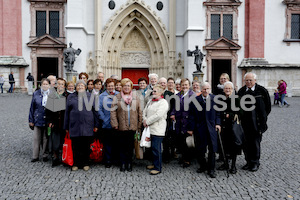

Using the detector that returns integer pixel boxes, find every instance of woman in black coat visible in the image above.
[64,80,99,171]
[218,81,243,174]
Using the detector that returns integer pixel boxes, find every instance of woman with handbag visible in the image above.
[143,85,169,175]
[110,78,143,172]
[64,80,99,171]
[218,81,244,174]
[29,78,51,162]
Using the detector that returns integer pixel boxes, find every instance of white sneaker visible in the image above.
[72,166,78,171]
[83,166,90,171]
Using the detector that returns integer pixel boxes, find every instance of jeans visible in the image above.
[0,83,3,93]
[151,135,164,172]
[8,83,14,93]
[280,93,288,106]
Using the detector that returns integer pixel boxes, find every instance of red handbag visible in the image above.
[62,131,73,166]
[90,139,104,162]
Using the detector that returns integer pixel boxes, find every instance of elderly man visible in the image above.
[188,82,221,178]
[238,72,271,172]
[147,73,158,90]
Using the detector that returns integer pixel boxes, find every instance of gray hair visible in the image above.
[148,73,158,79]
[75,79,87,88]
[200,82,210,90]
[244,72,257,80]
[159,77,167,83]
[223,81,234,89]
[175,78,181,85]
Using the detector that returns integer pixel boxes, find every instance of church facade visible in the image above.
[1,0,300,95]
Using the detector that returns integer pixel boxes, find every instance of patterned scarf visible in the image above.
[41,89,50,106]
[121,91,133,105]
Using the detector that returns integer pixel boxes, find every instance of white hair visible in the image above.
[244,72,257,80]
[200,82,210,90]
[148,73,158,79]
[175,78,181,84]
[159,77,167,83]
[223,81,234,89]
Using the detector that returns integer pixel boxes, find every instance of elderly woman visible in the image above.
[99,78,119,168]
[170,78,195,168]
[87,79,94,93]
[136,77,149,109]
[175,78,181,92]
[111,78,143,172]
[66,81,75,95]
[46,78,67,167]
[147,73,158,90]
[192,80,201,96]
[79,72,89,83]
[93,79,102,96]
[29,78,51,162]
[218,81,243,174]
[115,80,122,92]
[215,73,230,95]
[143,85,169,175]
[64,80,99,171]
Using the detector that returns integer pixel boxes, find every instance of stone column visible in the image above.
[169,0,177,78]
[95,0,102,73]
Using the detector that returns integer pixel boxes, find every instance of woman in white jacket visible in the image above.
[143,85,169,175]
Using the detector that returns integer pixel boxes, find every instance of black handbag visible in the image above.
[232,114,245,146]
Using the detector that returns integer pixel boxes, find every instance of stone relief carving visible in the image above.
[120,52,151,65]
[122,30,149,51]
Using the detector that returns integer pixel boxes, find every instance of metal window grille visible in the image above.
[36,11,46,37]
[291,14,300,39]
[49,11,59,38]
[211,14,220,40]
[223,14,233,40]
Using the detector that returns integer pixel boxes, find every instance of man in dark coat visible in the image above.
[238,72,271,172]
[8,71,15,93]
[188,82,221,178]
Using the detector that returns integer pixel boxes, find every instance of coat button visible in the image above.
[44,116,46,118]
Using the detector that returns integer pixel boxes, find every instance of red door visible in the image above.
[122,68,149,89]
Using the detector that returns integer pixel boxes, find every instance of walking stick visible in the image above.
[217,129,229,178]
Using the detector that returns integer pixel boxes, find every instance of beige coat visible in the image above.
[110,92,142,131]
[143,99,169,136]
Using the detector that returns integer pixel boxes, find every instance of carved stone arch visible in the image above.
[99,1,170,78]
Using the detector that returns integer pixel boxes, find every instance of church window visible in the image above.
[36,10,60,38]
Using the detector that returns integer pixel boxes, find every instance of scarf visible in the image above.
[121,91,133,105]
[140,88,147,97]
[67,90,74,94]
[41,89,49,106]
[152,95,164,101]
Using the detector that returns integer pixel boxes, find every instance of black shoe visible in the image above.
[52,158,60,167]
[242,164,250,170]
[126,163,132,172]
[183,162,191,168]
[217,164,228,171]
[216,158,224,163]
[208,171,216,178]
[196,167,207,173]
[249,164,259,172]
[105,162,112,168]
[43,157,49,162]
[120,164,126,172]
[229,167,237,174]
[31,158,39,163]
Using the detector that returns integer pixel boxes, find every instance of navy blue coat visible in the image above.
[170,90,195,135]
[29,89,47,127]
[64,92,99,137]
[188,94,221,152]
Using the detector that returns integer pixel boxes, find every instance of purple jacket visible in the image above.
[170,90,195,134]
[278,82,287,95]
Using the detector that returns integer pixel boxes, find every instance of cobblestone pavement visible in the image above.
[0,93,300,200]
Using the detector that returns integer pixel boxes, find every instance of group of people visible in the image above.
[274,80,290,107]
[0,72,15,93]
[28,71,271,178]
